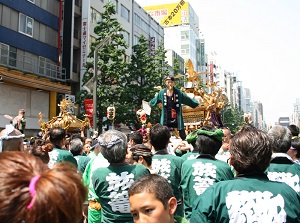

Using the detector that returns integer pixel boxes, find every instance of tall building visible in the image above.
[256,101,263,121]
[0,0,69,135]
[133,2,164,49]
[142,1,203,72]
[224,70,234,104]
[244,88,252,115]
[231,77,241,111]
[252,101,267,130]
[165,49,185,76]
[78,0,164,90]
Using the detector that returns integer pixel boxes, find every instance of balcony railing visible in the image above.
[0,50,66,81]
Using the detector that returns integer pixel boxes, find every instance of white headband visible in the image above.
[0,124,25,152]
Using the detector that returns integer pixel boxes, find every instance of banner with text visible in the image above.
[84,99,93,128]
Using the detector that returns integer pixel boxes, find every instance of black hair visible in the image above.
[129,132,143,144]
[149,124,171,151]
[291,137,300,158]
[288,124,299,137]
[132,154,152,167]
[49,127,66,146]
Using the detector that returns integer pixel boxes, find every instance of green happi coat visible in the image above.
[190,173,300,223]
[48,147,77,168]
[92,164,149,223]
[149,87,199,130]
[74,155,90,174]
[181,151,199,161]
[82,154,110,223]
[181,155,234,219]
[266,154,300,195]
[152,151,185,216]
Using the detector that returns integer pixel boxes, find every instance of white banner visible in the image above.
[142,100,151,116]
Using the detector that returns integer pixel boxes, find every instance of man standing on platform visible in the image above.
[149,76,199,140]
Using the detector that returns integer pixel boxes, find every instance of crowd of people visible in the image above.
[0,119,300,223]
[0,77,299,222]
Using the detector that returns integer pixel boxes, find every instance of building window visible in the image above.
[39,56,46,76]
[19,13,34,37]
[39,56,53,77]
[134,14,141,27]
[181,44,189,54]
[134,14,149,32]
[121,4,129,22]
[0,43,9,66]
[9,46,17,67]
[141,19,149,32]
[121,31,130,45]
[133,35,139,46]
[91,8,102,24]
[0,43,17,67]
[181,31,189,40]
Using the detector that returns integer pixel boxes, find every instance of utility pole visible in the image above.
[92,32,117,131]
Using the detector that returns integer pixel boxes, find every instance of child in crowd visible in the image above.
[128,174,188,223]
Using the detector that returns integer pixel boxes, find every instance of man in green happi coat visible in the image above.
[191,125,300,223]
[181,126,233,219]
[150,123,184,217]
[149,76,199,139]
[48,127,77,168]
[267,125,300,195]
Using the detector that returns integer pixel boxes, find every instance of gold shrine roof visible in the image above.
[38,98,89,133]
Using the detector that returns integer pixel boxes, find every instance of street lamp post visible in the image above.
[92,32,117,131]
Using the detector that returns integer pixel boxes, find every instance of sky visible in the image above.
[135,0,300,125]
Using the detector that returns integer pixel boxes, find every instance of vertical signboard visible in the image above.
[80,0,90,88]
[150,37,155,57]
[81,19,88,69]
[84,99,93,127]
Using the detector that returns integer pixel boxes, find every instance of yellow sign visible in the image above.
[144,0,189,27]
